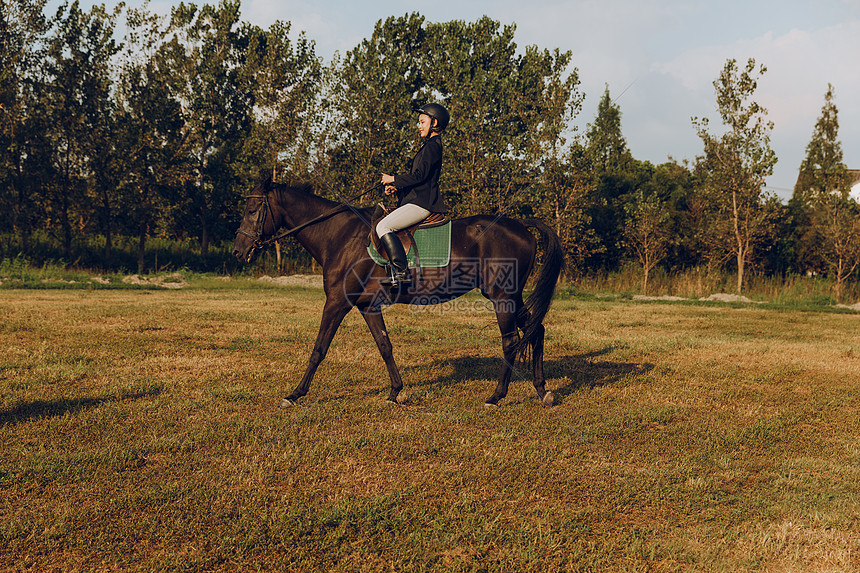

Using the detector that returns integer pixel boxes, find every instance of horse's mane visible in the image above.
[259,176,376,218]
[260,175,315,197]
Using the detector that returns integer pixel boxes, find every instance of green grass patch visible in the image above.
[2,288,860,570]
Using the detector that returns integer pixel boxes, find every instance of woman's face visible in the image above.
[417,113,434,138]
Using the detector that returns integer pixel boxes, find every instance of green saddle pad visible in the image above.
[367,222,451,268]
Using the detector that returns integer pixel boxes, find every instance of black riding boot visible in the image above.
[379,232,412,287]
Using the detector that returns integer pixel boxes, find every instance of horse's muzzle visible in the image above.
[233,247,257,264]
[232,235,259,264]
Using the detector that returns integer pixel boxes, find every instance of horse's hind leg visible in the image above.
[517,305,553,407]
[359,307,403,404]
[529,322,553,407]
[485,301,519,407]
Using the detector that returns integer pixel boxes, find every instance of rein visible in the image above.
[241,182,383,248]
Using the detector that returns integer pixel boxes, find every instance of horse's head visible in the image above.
[232,181,278,263]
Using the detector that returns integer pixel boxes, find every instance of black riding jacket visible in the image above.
[392,134,448,213]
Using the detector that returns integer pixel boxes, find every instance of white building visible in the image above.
[851,170,860,203]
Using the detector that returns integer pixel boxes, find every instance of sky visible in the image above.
[69,0,860,200]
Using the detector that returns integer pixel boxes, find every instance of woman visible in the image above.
[378,102,450,287]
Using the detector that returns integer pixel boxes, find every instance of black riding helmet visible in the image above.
[416,102,450,133]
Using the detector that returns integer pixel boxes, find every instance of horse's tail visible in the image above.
[514,219,564,360]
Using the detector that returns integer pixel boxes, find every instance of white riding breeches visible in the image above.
[375,203,432,237]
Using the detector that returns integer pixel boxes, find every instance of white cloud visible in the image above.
[654,19,860,194]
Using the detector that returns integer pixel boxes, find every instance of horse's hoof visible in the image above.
[484,402,499,410]
[542,392,555,408]
[280,398,295,408]
[385,399,399,406]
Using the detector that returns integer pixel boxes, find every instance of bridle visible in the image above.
[236,193,272,251]
[236,182,384,251]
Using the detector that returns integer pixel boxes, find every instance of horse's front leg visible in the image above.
[359,306,403,404]
[281,297,351,407]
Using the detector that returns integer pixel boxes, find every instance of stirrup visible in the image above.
[380,266,412,287]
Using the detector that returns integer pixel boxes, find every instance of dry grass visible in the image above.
[2,286,860,571]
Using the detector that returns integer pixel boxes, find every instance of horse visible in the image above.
[232,178,564,408]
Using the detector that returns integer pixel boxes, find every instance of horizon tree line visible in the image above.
[2,0,859,297]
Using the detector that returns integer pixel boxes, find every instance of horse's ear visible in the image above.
[262,172,274,189]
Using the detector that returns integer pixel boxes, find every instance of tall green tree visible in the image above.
[790,85,859,298]
[637,159,699,269]
[425,17,519,216]
[425,17,580,217]
[170,0,256,256]
[790,84,852,275]
[587,86,632,174]
[584,86,639,269]
[328,13,426,202]
[115,2,186,273]
[815,194,860,301]
[622,186,671,293]
[79,4,124,265]
[693,58,778,292]
[794,84,848,203]
[534,141,600,275]
[0,0,49,254]
[40,0,122,261]
[243,20,320,181]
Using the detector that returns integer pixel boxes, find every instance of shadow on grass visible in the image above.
[546,347,655,404]
[0,388,162,426]
[415,347,653,405]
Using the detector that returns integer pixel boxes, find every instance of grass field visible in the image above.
[2,281,860,571]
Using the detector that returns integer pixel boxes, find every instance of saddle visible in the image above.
[368,204,449,264]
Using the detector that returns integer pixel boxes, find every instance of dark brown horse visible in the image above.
[232,178,563,408]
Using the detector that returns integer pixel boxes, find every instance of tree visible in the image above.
[815,194,860,301]
[584,87,638,270]
[794,84,849,203]
[327,13,426,202]
[534,141,601,275]
[169,1,258,257]
[0,0,49,255]
[324,14,582,220]
[40,0,122,261]
[622,186,671,294]
[115,2,187,273]
[693,58,778,293]
[424,17,581,217]
[587,86,632,174]
[649,160,698,269]
[790,84,853,275]
[76,4,124,265]
[791,85,860,299]
[243,20,320,181]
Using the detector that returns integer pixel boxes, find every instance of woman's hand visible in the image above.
[381,173,396,195]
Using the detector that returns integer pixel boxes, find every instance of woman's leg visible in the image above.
[375,203,432,237]
[375,204,431,287]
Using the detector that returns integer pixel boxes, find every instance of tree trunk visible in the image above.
[59,185,73,262]
[138,223,147,275]
[200,213,210,258]
[732,188,744,293]
[104,227,113,264]
[736,250,745,293]
[101,190,112,263]
[835,255,845,302]
[15,178,31,256]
